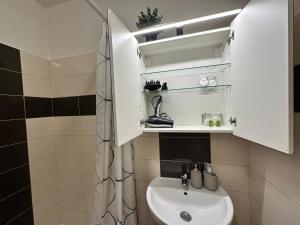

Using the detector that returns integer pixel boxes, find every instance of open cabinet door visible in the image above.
[231,0,293,153]
[108,10,142,147]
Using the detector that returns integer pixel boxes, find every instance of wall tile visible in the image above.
[0,142,28,173]
[58,172,84,193]
[80,116,96,135]
[25,97,52,118]
[82,155,95,175]
[20,52,49,77]
[0,187,32,224]
[57,154,83,174]
[27,136,55,162]
[0,120,27,146]
[0,43,21,72]
[133,136,160,160]
[54,135,82,155]
[0,69,23,95]
[294,65,300,112]
[82,135,96,155]
[0,164,31,200]
[59,190,86,211]
[211,135,249,166]
[136,181,149,203]
[22,74,51,98]
[7,208,34,225]
[31,173,57,204]
[53,116,81,135]
[61,208,86,225]
[51,74,96,97]
[79,95,96,116]
[227,191,250,221]
[26,117,53,140]
[29,155,56,183]
[134,159,160,182]
[137,201,156,225]
[213,164,249,192]
[0,95,25,120]
[50,52,96,77]
[53,96,79,116]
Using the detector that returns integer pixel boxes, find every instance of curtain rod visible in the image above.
[86,0,107,22]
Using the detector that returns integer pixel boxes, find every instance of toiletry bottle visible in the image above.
[204,162,218,191]
[191,163,203,189]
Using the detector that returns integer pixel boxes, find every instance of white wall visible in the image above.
[0,0,49,58]
[47,0,103,59]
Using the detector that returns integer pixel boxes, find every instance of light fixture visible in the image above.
[138,27,231,47]
[132,9,241,36]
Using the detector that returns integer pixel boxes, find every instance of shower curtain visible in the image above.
[92,22,137,225]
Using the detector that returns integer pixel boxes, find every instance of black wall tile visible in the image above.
[0,120,27,147]
[0,44,21,72]
[7,208,34,225]
[25,97,52,118]
[295,65,300,112]
[0,143,28,173]
[6,208,34,225]
[53,96,79,116]
[0,187,32,224]
[0,69,23,95]
[160,160,194,179]
[0,95,25,120]
[159,133,211,162]
[79,95,96,115]
[0,165,31,200]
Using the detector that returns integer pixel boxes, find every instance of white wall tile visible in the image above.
[134,159,160,182]
[50,52,96,77]
[21,51,49,77]
[30,155,56,183]
[28,136,55,162]
[26,117,53,140]
[22,74,51,97]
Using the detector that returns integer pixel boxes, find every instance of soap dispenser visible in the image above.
[203,162,218,191]
[191,163,203,189]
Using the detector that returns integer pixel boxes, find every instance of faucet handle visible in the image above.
[181,173,187,179]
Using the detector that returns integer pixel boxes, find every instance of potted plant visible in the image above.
[136,7,163,42]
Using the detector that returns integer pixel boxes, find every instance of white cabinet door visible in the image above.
[231,0,293,153]
[108,10,142,147]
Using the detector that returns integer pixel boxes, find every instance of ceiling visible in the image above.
[36,0,71,8]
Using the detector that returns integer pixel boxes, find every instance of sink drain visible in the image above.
[180,211,192,222]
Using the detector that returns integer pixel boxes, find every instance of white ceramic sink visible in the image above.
[146,177,234,225]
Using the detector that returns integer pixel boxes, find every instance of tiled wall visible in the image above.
[133,133,250,225]
[50,53,97,225]
[0,44,34,225]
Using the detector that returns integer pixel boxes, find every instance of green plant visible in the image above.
[136,7,163,29]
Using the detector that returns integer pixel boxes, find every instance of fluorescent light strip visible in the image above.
[132,9,241,36]
[138,27,231,47]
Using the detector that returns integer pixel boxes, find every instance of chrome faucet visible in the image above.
[180,162,190,191]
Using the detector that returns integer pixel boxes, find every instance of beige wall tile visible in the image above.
[51,74,96,97]
[293,113,300,161]
[136,180,150,203]
[53,116,81,135]
[137,201,156,225]
[250,143,300,206]
[250,169,300,225]
[82,135,96,155]
[21,51,49,77]
[227,191,250,221]
[30,155,56,183]
[58,172,84,193]
[57,154,83,173]
[82,155,96,175]
[59,190,87,212]
[232,218,250,225]
[50,52,96,77]
[26,118,53,140]
[61,208,86,225]
[80,116,96,135]
[22,74,51,97]
[28,136,55,162]
[34,192,61,225]
[214,164,249,192]
[133,136,160,160]
[31,173,58,204]
[134,158,160,182]
[211,136,249,166]
[54,135,82,155]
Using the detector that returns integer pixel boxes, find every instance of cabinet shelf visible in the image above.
[143,84,231,94]
[143,125,233,133]
[141,63,231,77]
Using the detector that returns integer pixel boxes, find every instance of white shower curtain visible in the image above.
[92,22,137,225]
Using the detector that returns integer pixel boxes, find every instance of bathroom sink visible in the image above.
[146,177,234,225]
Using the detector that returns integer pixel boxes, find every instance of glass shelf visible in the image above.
[140,63,231,77]
[143,84,231,94]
